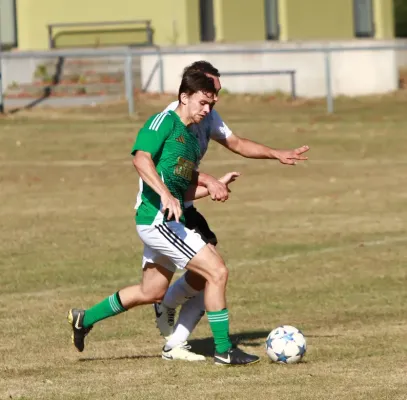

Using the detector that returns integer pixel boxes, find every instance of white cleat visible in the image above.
[154,302,176,339]
[162,342,206,362]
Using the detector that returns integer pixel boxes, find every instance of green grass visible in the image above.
[1,92,407,399]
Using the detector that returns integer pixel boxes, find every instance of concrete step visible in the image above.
[40,56,142,75]
[32,60,142,87]
[32,71,127,84]
[5,82,127,97]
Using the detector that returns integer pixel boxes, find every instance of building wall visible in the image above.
[281,0,355,40]
[16,0,201,50]
[0,0,17,46]
[374,0,395,39]
[281,0,394,41]
[140,40,398,97]
[15,0,395,50]
[214,0,266,42]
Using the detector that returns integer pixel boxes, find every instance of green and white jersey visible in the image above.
[131,110,200,225]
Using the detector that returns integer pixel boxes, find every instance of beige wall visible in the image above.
[16,0,201,50]
[281,0,354,40]
[15,0,395,50]
[214,0,266,42]
[374,0,395,39]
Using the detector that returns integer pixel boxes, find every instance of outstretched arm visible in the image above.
[215,133,309,165]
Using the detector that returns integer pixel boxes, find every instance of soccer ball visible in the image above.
[266,325,306,364]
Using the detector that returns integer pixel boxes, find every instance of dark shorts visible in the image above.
[184,206,218,246]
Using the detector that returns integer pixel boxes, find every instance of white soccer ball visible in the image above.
[266,325,307,364]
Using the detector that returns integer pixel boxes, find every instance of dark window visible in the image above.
[354,0,375,37]
[200,0,215,42]
[0,0,18,49]
[265,0,279,40]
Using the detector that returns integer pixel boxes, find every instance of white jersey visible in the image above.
[135,101,232,210]
[163,101,232,164]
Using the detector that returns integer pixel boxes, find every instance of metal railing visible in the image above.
[1,43,407,115]
[221,70,296,99]
[47,20,154,49]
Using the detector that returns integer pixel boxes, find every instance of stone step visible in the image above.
[32,71,126,84]
[5,81,128,97]
[40,56,142,74]
[33,64,142,87]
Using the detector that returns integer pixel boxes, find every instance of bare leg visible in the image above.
[119,263,173,308]
[185,245,228,311]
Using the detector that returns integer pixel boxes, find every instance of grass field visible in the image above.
[1,92,407,399]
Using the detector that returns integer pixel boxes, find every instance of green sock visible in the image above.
[83,292,126,328]
[207,309,232,354]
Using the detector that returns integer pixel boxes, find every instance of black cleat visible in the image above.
[214,346,260,366]
[67,308,93,352]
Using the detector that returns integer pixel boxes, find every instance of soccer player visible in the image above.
[154,61,310,361]
[67,70,259,366]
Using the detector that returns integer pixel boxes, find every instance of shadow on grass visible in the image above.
[77,330,271,361]
[188,329,271,357]
[79,354,161,362]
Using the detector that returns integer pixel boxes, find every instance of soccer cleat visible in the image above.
[67,308,93,352]
[214,347,260,366]
[154,302,176,340]
[162,342,205,362]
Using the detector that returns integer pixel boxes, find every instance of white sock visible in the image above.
[165,291,205,349]
[162,275,200,309]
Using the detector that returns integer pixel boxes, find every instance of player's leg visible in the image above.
[146,220,235,361]
[160,245,220,353]
[164,290,205,350]
[155,207,215,338]
[68,227,176,353]
[185,245,259,365]
[68,262,172,352]
[136,221,208,361]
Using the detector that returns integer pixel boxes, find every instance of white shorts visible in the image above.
[137,221,206,272]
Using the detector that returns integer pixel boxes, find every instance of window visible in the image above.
[354,0,375,38]
[265,0,279,40]
[199,0,215,42]
[0,0,18,49]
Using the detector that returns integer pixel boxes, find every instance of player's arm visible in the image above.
[132,152,182,223]
[209,109,309,165]
[192,170,229,202]
[185,172,241,201]
[215,133,309,165]
[131,115,182,222]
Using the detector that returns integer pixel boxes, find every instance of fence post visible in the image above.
[0,2,4,114]
[125,52,134,115]
[324,50,334,113]
[157,50,164,93]
[290,71,296,99]
[47,25,54,49]
[0,51,3,114]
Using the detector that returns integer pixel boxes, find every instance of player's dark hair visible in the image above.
[178,71,217,101]
[182,60,220,78]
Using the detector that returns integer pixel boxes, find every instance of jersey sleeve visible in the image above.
[208,109,232,140]
[131,112,173,158]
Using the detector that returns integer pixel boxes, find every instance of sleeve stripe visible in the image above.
[149,113,162,130]
[150,112,168,131]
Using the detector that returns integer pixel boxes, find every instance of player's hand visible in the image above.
[219,171,241,193]
[161,192,182,222]
[206,176,229,202]
[275,145,310,165]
